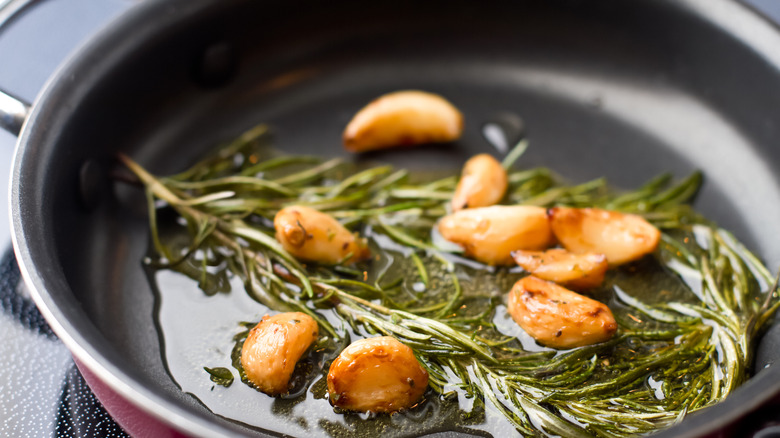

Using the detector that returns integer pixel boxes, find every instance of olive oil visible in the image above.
[122,125,779,437]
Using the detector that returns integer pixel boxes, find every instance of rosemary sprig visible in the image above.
[122,124,780,437]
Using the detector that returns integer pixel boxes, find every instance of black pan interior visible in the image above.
[14,0,780,436]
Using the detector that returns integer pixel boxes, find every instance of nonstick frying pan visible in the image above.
[4,0,780,436]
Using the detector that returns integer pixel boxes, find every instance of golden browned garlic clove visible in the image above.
[548,207,661,266]
[343,90,463,152]
[327,336,428,413]
[511,248,608,290]
[451,153,508,212]
[437,205,554,265]
[274,205,369,265]
[507,276,617,349]
[241,312,319,395]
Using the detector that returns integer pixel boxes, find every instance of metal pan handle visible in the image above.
[0,0,36,28]
[0,0,38,135]
[0,89,29,135]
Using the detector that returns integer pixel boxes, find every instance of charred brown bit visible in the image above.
[511,248,608,290]
[507,276,617,349]
[548,207,661,266]
[327,336,428,413]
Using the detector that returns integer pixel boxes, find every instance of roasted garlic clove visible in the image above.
[437,205,554,265]
[511,248,608,290]
[327,336,428,413]
[548,207,660,266]
[507,276,617,349]
[343,90,463,152]
[274,205,369,265]
[451,154,508,212]
[241,312,319,395]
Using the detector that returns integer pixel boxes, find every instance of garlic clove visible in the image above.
[437,205,554,265]
[507,276,617,349]
[327,336,428,413]
[343,90,463,152]
[512,248,608,290]
[548,207,660,266]
[451,153,508,212]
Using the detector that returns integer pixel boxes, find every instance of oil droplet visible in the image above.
[647,375,665,400]
[482,124,508,153]
[481,113,525,154]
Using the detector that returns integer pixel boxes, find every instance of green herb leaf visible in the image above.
[204,366,234,387]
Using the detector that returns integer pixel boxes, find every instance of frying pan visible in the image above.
[4,0,780,436]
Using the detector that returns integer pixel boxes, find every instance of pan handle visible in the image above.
[0,0,37,136]
[0,0,37,29]
[0,89,29,136]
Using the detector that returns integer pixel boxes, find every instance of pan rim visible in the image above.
[10,0,780,437]
[10,2,256,437]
